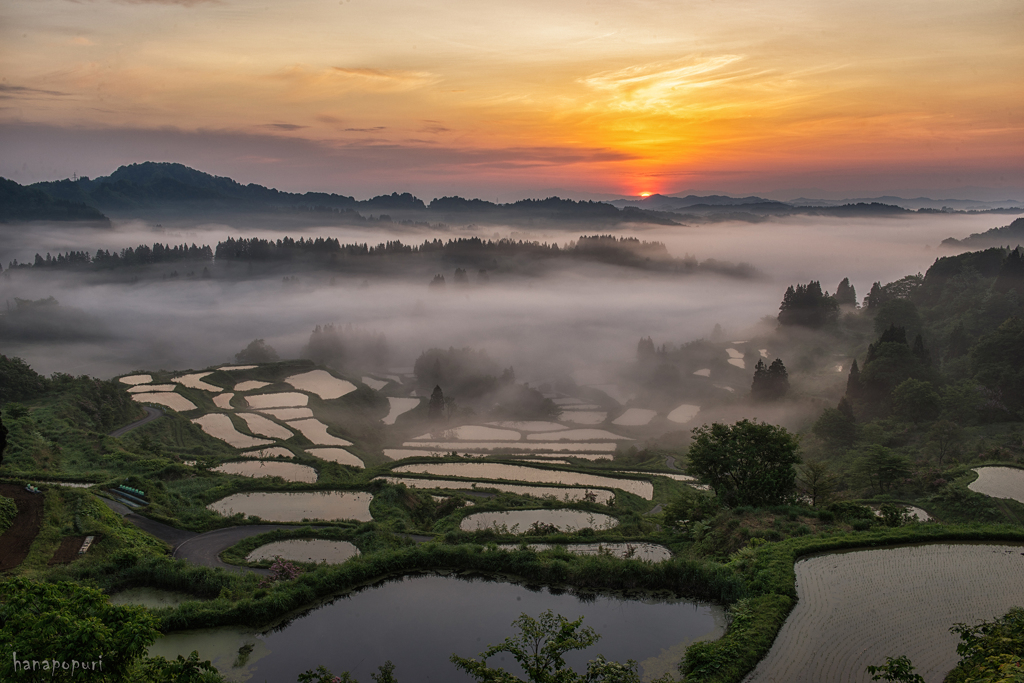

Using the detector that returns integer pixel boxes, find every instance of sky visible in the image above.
[1,0,1022,200]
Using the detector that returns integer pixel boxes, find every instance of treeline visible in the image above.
[6,243,214,271]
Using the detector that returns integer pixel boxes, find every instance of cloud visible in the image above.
[579,55,749,112]
[343,127,386,133]
[268,66,438,96]
[260,123,308,131]
[0,84,71,99]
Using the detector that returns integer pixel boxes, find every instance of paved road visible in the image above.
[108,406,164,438]
[174,525,298,574]
[665,456,681,470]
[99,497,199,548]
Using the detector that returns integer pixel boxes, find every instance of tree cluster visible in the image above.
[750,358,789,401]
[778,281,839,328]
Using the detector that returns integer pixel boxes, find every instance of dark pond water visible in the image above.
[152,573,725,682]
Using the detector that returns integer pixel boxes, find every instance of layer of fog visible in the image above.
[0,212,1006,384]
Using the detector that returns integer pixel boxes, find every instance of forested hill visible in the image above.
[940,217,1024,249]
[25,162,677,225]
[0,177,108,224]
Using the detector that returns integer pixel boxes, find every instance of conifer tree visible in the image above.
[835,277,857,305]
[428,385,445,421]
[846,359,862,399]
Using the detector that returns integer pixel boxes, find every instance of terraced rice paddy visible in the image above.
[378,477,614,503]
[491,421,567,432]
[305,448,364,467]
[693,368,711,377]
[589,384,633,404]
[559,411,607,425]
[498,542,671,562]
[241,447,296,459]
[258,407,314,421]
[128,384,176,393]
[413,425,521,441]
[119,374,152,385]
[236,413,295,440]
[192,414,273,448]
[968,467,1024,504]
[612,409,657,426]
[245,393,309,409]
[234,380,270,392]
[726,348,744,359]
[527,429,628,441]
[461,509,618,532]
[212,461,318,483]
[246,539,360,564]
[208,491,374,522]
[285,370,356,400]
[667,404,700,424]
[219,365,257,371]
[382,397,420,425]
[173,372,223,392]
[405,441,618,452]
[392,463,653,499]
[213,393,235,410]
[746,543,1024,683]
[361,377,388,390]
[289,418,352,446]
[133,392,198,412]
[727,358,745,369]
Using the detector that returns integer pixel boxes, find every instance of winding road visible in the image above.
[108,406,164,438]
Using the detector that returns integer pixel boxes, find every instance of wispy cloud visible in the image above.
[0,84,71,99]
[268,66,438,95]
[579,55,749,112]
[260,123,307,131]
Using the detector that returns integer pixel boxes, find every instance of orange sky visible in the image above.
[1,0,1021,198]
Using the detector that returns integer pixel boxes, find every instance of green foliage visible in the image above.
[135,652,225,683]
[0,578,162,682]
[0,354,49,403]
[451,609,655,683]
[663,488,720,527]
[687,420,801,507]
[235,339,279,364]
[866,655,925,683]
[0,494,17,534]
[813,407,857,449]
[853,445,913,494]
[947,607,1024,683]
[750,359,789,402]
[971,316,1024,416]
[680,594,792,683]
[874,300,923,340]
[297,661,397,683]
[890,379,940,423]
[778,281,838,328]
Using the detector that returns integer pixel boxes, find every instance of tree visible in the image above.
[428,385,445,421]
[854,445,913,493]
[927,420,964,465]
[813,406,856,449]
[890,379,940,423]
[686,420,802,507]
[846,359,863,400]
[797,461,838,507]
[778,281,838,328]
[450,610,654,683]
[751,359,789,401]
[866,656,925,683]
[0,413,7,467]
[636,337,655,361]
[0,578,224,682]
[835,277,857,305]
[235,338,279,364]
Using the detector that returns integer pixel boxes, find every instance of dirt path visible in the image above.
[108,406,164,438]
[0,483,45,572]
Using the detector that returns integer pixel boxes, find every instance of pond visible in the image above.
[745,543,1024,683]
[393,463,653,499]
[212,461,318,483]
[150,574,725,682]
[968,466,1024,504]
[246,539,360,564]
[208,491,374,522]
[460,509,618,532]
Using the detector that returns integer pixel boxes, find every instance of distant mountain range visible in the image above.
[2,161,1021,224]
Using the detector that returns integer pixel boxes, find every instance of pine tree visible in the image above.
[767,359,790,398]
[993,248,1024,293]
[912,334,931,366]
[837,396,855,421]
[835,277,857,305]
[428,385,445,421]
[636,336,656,361]
[846,359,862,399]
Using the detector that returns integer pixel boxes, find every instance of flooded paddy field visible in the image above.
[236,413,295,440]
[378,476,615,503]
[968,466,1024,504]
[285,369,356,400]
[404,441,618,452]
[305,448,364,467]
[211,461,318,483]
[150,574,725,682]
[745,543,1024,683]
[246,539,360,564]
[208,491,374,522]
[133,392,198,412]
[460,509,618,532]
[393,462,653,498]
[382,397,420,425]
[288,418,352,446]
